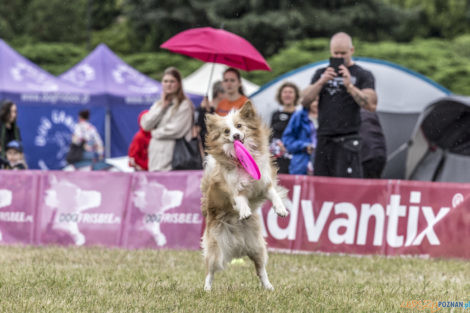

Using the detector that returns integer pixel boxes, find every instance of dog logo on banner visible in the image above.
[133,176,183,246]
[35,110,76,170]
[10,62,58,91]
[45,176,102,246]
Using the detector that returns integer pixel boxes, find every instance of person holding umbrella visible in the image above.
[160,27,271,116]
[215,68,249,116]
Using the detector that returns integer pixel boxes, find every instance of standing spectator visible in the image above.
[128,110,151,171]
[0,100,21,158]
[301,32,377,178]
[195,80,225,150]
[215,68,249,116]
[2,140,27,170]
[282,97,318,175]
[270,82,300,174]
[360,109,387,178]
[71,109,104,162]
[140,67,193,171]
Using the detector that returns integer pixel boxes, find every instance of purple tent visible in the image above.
[0,39,105,170]
[59,44,202,157]
[60,44,161,103]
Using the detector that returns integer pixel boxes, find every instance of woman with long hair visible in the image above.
[0,100,21,158]
[215,67,249,116]
[270,82,300,174]
[140,67,194,171]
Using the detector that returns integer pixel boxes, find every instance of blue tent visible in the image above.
[0,39,106,170]
[59,44,203,157]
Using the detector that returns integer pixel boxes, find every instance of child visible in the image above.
[4,140,27,170]
[128,110,151,171]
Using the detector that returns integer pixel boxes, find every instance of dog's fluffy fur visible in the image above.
[200,101,288,291]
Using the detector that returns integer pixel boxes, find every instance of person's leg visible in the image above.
[333,135,363,178]
[314,137,333,177]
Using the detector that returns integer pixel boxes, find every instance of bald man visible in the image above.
[301,32,377,178]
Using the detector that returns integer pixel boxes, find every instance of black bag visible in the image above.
[66,142,85,164]
[172,137,203,170]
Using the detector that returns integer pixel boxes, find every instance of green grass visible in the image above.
[0,246,468,313]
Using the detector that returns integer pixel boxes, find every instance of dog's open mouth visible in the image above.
[230,138,244,144]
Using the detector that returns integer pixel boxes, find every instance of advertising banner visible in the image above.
[1,171,469,259]
[261,175,470,258]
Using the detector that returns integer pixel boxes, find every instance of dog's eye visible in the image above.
[236,124,242,128]
[224,129,230,134]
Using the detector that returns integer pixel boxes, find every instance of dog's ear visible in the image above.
[239,100,256,120]
[205,113,218,134]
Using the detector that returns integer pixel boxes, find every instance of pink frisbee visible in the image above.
[234,140,261,180]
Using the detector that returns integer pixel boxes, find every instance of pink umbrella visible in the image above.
[160,27,271,72]
[161,27,270,96]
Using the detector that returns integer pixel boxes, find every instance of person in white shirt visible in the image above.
[71,109,104,162]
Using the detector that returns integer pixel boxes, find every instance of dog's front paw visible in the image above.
[234,195,252,220]
[273,199,288,217]
[238,205,252,220]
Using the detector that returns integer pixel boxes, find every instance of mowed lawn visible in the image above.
[0,246,468,313]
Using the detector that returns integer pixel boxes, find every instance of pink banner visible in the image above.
[261,175,470,258]
[0,171,38,244]
[36,171,131,247]
[122,171,204,250]
[1,171,469,259]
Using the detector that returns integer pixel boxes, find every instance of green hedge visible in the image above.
[245,36,470,94]
[11,36,470,95]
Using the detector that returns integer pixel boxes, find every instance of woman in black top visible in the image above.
[270,82,300,174]
[195,80,225,150]
[0,100,21,158]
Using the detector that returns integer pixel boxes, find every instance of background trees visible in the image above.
[1,0,470,93]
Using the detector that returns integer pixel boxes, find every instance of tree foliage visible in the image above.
[2,0,470,95]
[2,0,470,57]
[123,0,417,56]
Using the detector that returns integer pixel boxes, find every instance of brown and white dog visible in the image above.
[201,101,288,291]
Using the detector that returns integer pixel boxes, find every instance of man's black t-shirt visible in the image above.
[270,110,294,139]
[311,64,375,136]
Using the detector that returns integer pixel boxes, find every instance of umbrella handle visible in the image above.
[206,62,216,98]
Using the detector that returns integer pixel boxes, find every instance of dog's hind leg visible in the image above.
[203,241,223,291]
[248,248,274,290]
[204,259,215,291]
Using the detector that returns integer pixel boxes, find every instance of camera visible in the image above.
[329,57,344,75]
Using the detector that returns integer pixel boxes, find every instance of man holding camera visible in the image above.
[301,32,377,178]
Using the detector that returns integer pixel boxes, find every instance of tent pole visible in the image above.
[105,109,111,158]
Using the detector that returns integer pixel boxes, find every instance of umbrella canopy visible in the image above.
[160,27,270,72]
